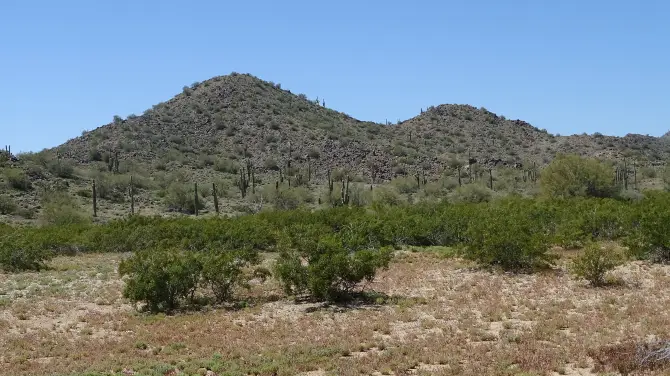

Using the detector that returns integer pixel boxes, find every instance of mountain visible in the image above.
[2,73,669,222]
[55,73,670,181]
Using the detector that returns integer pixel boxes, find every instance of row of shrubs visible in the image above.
[2,192,670,269]
[3,192,670,310]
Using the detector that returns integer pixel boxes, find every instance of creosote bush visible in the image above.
[0,195,17,215]
[625,192,670,262]
[0,227,54,271]
[3,168,31,190]
[570,242,625,286]
[39,191,88,226]
[462,200,554,271]
[165,182,205,214]
[119,247,201,312]
[119,247,267,312]
[541,154,616,198]
[275,229,393,301]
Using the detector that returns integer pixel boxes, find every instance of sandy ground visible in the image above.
[1,249,669,375]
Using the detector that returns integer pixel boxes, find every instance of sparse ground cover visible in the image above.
[2,249,669,376]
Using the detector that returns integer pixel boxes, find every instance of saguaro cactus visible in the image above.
[194,182,199,216]
[92,180,97,217]
[129,175,135,215]
[213,182,219,215]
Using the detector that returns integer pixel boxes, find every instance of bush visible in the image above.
[3,168,31,190]
[275,232,393,301]
[200,249,266,303]
[449,184,493,203]
[266,187,310,210]
[462,200,553,271]
[541,154,616,198]
[39,191,88,226]
[663,166,670,191]
[47,159,75,178]
[0,232,54,272]
[391,177,419,194]
[372,187,403,207]
[0,195,17,215]
[93,173,127,203]
[88,148,103,162]
[263,158,280,171]
[625,193,670,262]
[119,248,201,312]
[214,158,238,174]
[570,243,624,286]
[348,184,373,207]
[165,182,205,214]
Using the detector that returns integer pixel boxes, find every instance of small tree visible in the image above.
[571,243,625,286]
[541,154,616,198]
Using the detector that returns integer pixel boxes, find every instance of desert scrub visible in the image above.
[570,242,625,286]
[0,194,17,215]
[462,199,554,271]
[119,246,268,312]
[624,192,670,262]
[200,249,268,303]
[119,247,202,312]
[275,229,393,301]
[3,168,31,190]
[0,231,54,271]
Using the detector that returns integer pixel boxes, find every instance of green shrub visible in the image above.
[275,232,393,301]
[570,243,625,286]
[348,184,373,207]
[200,249,265,303]
[263,158,280,171]
[449,184,493,203]
[39,191,88,226]
[214,158,238,174]
[391,177,419,194]
[0,232,53,272]
[462,200,553,271]
[119,247,201,312]
[92,173,127,202]
[625,193,670,262]
[372,187,402,207]
[0,195,17,215]
[47,159,75,178]
[541,154,616,198]
[663,166,670,191]
[270,187,308,210]
[3,168,31,190]
[640,166,657,179]
[165,182,205,214]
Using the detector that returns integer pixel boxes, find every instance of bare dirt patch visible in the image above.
[2,251,670,375]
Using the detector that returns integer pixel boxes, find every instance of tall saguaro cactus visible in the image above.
[129,175,135,215]
[213,182,220,215]
[194,182,199,216]
[92,180,97,217]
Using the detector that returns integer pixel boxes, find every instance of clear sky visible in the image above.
[1,0,669,153]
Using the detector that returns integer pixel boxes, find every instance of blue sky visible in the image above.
[1,0,669,152]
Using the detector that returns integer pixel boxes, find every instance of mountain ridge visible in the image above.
[53,73,670,181]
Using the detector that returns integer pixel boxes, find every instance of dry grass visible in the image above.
[2,250,670,375]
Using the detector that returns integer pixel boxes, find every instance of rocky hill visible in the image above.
[54,73,670,182]
[2,73,669,223]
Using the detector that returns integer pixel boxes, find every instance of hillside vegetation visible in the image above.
[1,73,669,223]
